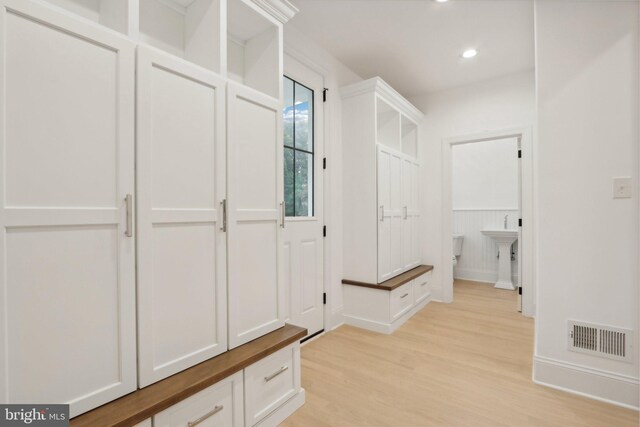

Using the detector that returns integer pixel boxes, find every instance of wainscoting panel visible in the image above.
[453,209,519,284]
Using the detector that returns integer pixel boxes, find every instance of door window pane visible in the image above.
[283,76,314,217]
[294,84,313,152]
[284,77,294,148]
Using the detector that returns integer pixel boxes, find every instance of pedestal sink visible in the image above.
[481,229,518,290]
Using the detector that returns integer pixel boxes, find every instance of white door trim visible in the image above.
[283,47,334,334]
[441,126,535,317]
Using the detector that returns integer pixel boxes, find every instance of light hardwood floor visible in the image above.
[282,280,639,426]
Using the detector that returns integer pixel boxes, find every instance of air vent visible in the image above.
[568,321,632,362]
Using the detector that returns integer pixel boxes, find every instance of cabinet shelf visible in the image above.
[401,115,418,158]
[376,96,401,151]
[138,0,222,72]
[40,0,133,34]
[227,0,280,98]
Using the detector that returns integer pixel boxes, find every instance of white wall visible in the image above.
[283,23,362,330]
[409,70,535,301]
[533,0,639,408]
[452,138,519,210]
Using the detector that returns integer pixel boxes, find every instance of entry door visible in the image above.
[282,56,325,337]
[136,45,228,386]
[0,0,136,416]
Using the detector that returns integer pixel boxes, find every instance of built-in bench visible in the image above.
[71,324,307,427]
[342,265,434,334]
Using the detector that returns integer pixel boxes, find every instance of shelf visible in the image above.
[70,324,307,427]
[138,0,222,72]
[227,0,280,98]
[41,0,133,34]
[343,265,434,291]
[376,96,401,151]
[401,115,418,158]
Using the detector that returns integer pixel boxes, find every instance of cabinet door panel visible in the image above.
[227,84,284,349]
[402,158,421,270]
[137,45,227,387]
[0,0,136,416]
[378,146,403,282]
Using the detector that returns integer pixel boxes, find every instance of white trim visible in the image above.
[453,207,519,212]
[343,297,430,334]
[442,126,535,317]
[340,77,424,123]
[252,0,299,24]
[533,356,639,410]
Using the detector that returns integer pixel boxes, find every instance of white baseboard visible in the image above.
[430,285,444,302]
[330,306,344,330]
[344,297,431,334]
[454,268,518,285]
[256,389,306,427]
[533,356,639,410]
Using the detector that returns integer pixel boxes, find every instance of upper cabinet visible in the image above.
[342,77,424,285]
[37,0,137,35]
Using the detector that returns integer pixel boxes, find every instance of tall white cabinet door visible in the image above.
[137,45,227,387]
[0,0,136,417]
[227,84,285,349]
[402,158,421,271]
[377,145,404,282]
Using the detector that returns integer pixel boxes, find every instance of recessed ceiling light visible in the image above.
[435,0,449,2]
[462,49,478,59]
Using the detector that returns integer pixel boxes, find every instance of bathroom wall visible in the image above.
[409,70,535,301]
[534,0,639,407]
[452,138,519,283]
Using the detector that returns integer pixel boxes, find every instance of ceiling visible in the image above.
[288,0,535,97]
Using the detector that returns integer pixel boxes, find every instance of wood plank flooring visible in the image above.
[282,280,639,426]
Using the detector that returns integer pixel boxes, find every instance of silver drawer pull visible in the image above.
[400,293,409,299]
[264,365,288,382]
[420,281,427,286]
[187,405,223,427]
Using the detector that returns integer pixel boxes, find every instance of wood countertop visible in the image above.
[71,324,307,427]
[342,265,434,291]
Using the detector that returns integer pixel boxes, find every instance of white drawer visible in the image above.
[154,372,243,427]
[244,343,300,426]
[413,271,431,304]
[390,282,414,321]
[133,420,151,427]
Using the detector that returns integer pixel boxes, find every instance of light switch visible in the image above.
[613,177,632,199]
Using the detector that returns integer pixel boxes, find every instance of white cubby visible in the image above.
[376,96,401,151]
[138,0,222,72]
[227,0,280,98]
[401,115,418,158]
[40,0,133,34]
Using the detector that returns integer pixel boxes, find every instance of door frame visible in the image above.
[441,126,535,317]
[283,47,332,336]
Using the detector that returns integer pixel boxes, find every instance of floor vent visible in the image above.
[568,321,632,362]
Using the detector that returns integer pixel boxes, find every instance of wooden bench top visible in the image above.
[342,265,434,291]
[71,324,307,427]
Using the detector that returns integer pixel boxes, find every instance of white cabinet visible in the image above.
[227,83,285,349]
[0,0,136,416]
[136,45,228,387]
[343,270,432,334]
[342,77,424,284]
[154,372,244,427]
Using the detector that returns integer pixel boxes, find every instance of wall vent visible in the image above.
[568,321,633,362]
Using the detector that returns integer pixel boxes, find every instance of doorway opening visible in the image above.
[442,128,534,316]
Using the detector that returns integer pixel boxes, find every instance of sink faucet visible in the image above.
[504,215,509,229]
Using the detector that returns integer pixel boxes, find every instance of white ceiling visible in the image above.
[289,0,535,96]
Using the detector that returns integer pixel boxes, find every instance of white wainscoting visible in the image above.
[452,209,519,284]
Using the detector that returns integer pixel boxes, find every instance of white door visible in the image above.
[0,0,136,416]
[403,158,421,270]
[378,145,404,282]
[136,45,227,387]
[282,57,325,338]
[227,83,284,349]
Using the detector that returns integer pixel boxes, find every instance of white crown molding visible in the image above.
[340,77,425,124]
[252,0,299,24]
